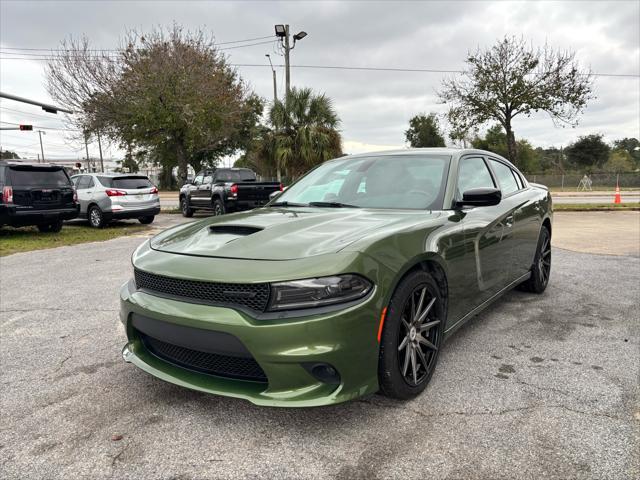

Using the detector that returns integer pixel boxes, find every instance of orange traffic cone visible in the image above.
[614,185,621,204]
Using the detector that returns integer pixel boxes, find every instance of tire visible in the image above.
[138,216,155,224]
[378,270,445,400]
[88,205,106,228]
[180,196,194,217]
[213,198,225,216]
[37,219,63,233]
[518,226,551,294]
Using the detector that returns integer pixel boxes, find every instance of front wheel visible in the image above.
[180,197,194,218]
[378,270,444,400]
[518,226,551,294]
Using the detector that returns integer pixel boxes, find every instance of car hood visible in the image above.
[150,207,442,260]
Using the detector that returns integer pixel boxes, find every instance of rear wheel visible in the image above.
[518,226,551,294]
[378,270,444,400]
[88,205,106,228]
[213,198,225,216]
[180,196,194,217]
[37,219,64,233]
[138,215,155,224]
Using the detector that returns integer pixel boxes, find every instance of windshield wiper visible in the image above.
[269,201,308,207]
[308,201,360,208]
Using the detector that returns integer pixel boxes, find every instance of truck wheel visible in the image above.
[138,216,155,225]
[88,205,106,228]
[37,220,63,233]
[180,197,194,217]
[213,198,225,216]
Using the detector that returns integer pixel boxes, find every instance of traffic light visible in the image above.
[19,125,33,131]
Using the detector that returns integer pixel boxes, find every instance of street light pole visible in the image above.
[97,132,104,172]
[84,131,91,172]
[38,130,45,162]
[265,54,277,102]
[274,24,307,99]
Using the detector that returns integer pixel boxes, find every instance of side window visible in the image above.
[489,160,519,195]
[203,175,212,184]
[87,177,95,188]
[193,174,203,186]
[71,176,79,187]
[457,157,495,196]
[77,176,91,189]
[512,169,524,189]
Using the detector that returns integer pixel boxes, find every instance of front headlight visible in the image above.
[267,274,373,311]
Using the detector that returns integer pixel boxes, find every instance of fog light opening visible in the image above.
[302,362,341,385]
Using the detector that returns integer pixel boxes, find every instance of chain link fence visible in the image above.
[527,172,639,190]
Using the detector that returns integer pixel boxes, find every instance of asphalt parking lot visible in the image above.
[1,214,639,479]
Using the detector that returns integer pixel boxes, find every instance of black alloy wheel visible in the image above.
[518,226,551,294]
[181,197,194,217]
[379,270,444,399]
[213,198,225,216]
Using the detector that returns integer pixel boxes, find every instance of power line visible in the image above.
[1,55,636,78]
[0,120,80,132]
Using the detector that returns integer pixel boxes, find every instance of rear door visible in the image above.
[75,175,93,215]
[8,166,75,211]
[487,159,541,280]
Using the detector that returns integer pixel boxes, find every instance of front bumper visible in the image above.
[119,277,383,407]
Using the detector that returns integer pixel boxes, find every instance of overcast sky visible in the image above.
[1,0,638,163]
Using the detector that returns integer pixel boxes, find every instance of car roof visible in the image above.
[0,160,66,168]
[75,173,148,178]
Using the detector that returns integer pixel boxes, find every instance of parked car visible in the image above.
[71,173,160,228]
[0,161,79,232]
[120,148,552,407]
[179,168,282,217]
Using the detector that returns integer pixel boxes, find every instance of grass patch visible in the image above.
[0,221,150,256]
[554,203,640,211]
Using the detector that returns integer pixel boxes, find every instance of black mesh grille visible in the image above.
[134,269,270,312]
[139,332,268,382]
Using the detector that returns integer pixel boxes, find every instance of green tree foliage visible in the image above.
[439,36,593,166]
[46,26,262,184]
[266,88,342,179]
[471,125,539,173]
[0,150,20,160]
[604,149,636,173]
[612,138,640,167]
[565,134,611,170]
[405,113,446,147]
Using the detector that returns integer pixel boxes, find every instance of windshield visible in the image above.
[98,176,152,189]
[8,167,71,187]
[274,154,450,210]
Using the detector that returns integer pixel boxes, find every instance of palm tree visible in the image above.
[268,87,342,180]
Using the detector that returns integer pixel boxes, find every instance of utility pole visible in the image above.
[97,132,104,172]
[84,131,90,172]
[37,130,45,162]
[274,24,307,98]
[265,54,277,102]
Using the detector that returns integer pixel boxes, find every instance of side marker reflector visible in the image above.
[377,307,388,343]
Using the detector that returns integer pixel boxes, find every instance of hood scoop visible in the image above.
[208,225,263,236]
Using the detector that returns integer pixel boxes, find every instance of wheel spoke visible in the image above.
[410,347,418,384]
[417,334,438,350]
[416,297,436,325]
[411,293,416,321]
[401,318,411,332]
[414,288,426,322]
[419,319,440,332]
[402,343,411,376]
[398,336,408,351]
[415,345,429,371]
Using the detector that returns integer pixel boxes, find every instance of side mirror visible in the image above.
[457,188,501,207]
[269,191,282,201]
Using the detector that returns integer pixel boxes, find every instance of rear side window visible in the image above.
[76,176,91,189]
[489,160,519,195]
[8,167,71,187]
[98,176,152,189]
[457,157,495,196]
[215,170,257,182]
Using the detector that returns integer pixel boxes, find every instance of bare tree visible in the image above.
[439,36,594,164]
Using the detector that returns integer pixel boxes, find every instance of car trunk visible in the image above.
[99,175,158,208]
[8,166,75,210]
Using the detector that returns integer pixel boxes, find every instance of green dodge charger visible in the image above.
[120,148,552,406]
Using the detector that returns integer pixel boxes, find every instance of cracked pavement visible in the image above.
[1,217,639,479]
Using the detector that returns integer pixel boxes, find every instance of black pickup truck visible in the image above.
[179,168,282,217]
[0,161,79,232]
